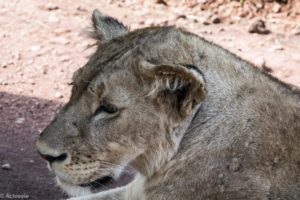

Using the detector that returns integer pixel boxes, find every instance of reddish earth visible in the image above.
[0,0,299,199]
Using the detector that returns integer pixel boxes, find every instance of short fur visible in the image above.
[37,10,300,200]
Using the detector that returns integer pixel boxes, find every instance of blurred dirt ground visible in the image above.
[0,0,299,199]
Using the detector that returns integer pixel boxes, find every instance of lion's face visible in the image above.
[42,65,160,194]
[36,10,206,197]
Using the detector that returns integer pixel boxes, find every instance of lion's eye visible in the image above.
[94,103,118,115]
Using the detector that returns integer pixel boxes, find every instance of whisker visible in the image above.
[96,160,135,173]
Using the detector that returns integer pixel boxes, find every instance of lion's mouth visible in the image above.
[79,176,114,189]
[57,168,135,197]
[78,170,134,191]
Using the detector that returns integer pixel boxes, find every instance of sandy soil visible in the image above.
[0,0,299,199]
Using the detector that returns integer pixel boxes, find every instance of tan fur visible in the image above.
[37,10,300,200]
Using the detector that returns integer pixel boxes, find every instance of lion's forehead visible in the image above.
[71,26,193,88]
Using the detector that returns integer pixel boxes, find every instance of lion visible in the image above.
[36,9,300,200]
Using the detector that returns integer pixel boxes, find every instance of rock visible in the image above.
[50,37,70,45]
[248,19,271,35]
[155,0,167,6]
[15,117,25,124]
[222,37,234,41]
[48,14,60,23]
[53,28,71,35]
[137,20,145,25]
[144,19,155,26]
[54,92,63,99]
[211,16,221,24]
[269,45,284,52]
[203,20,210,25]
[255,3,264,10]
[158,20,169,26]
[1,62,7,68]
[222,6,233,18]
[291,28,300,36]
[239,10,249,18]
[218,28,226,32]
[0,33,7,38]
[29,160,35,163]
[76,6,87,12]
[29,79,36,85]
[12,52,21,60]
[176,14,187,19]
[1,163,12,170]
[201,16,211,25]
[272,3,281,13]
[43,68,48,74]
[30,45,41,52]
[192,18,198,23]
[46,3,59,11]
[201,30,213,34]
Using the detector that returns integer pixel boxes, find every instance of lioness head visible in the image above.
[36,10,206,197]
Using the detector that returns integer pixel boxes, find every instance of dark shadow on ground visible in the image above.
[0,92,66,200]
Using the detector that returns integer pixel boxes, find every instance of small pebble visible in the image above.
[50,37,70,45]
[48,14,60,23]
[15,117,25,124]
[248,19,271,35]
[46,3,59,11]
[30,45,41,52]
[1,62,7,68]
[1,163,12,170]
[156,0,167,6]
[76,6,87,12]
[176,14,187,19]
[291,28,300,36]
[269,45,284,52]
[212,16,221,24]
[272,3,281,13]
[144,19,155,26]
[59,56,70,63]
[54,92,63,99]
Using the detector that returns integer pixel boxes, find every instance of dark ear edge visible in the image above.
[140,61,207,118]
[90,9,128,42]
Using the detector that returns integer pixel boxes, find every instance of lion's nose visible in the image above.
[36,140,68,164]
[38,151,68,163]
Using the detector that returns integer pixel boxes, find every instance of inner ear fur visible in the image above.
[141,62,207,118]
[90,9,128,42]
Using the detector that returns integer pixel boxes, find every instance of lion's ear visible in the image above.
[141,62,207,118]
[91,9,128,42]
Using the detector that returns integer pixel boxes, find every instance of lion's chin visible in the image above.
[56,177,92,197]
[56,171,135,197]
